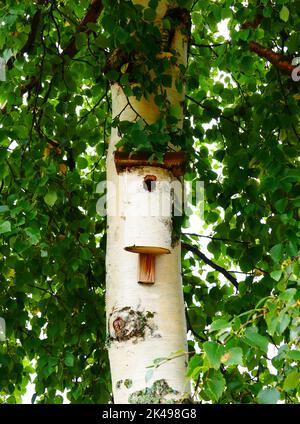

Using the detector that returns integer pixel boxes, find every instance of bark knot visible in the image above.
[108,306,160,343]
[113,316,126,339]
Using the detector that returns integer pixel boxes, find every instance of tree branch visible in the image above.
[182,232,250,245]
[19,9,42,55]
[7,0,45,70]
[192,11,298,77]
[185,307,206,342]
[191,41,230,48]
[1,0,104,114]
[249,41,296,75]
[182,242,239,289]
[186,94,246,132]
[241,13,263,30]
[61,0,103,60]
[241,12,297,76]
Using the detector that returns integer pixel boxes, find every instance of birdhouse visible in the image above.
[114,151,186,284]
[120,168,172,284]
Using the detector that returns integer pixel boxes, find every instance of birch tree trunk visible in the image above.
[106,0,190,404]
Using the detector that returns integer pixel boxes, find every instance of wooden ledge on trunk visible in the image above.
[114,151,187,177]
[125,245,170,255]
[125,245,170,284]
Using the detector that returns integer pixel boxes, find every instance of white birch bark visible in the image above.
[106,0,190,404]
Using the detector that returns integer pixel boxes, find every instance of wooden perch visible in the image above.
[125,246,170,255]
[114,151,187,177]
[125,246,170,285]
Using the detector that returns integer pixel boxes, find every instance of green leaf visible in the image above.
[286,350,300,361]
[25,228,40,245]
[279,289,296,302]
[7,396,16,404]
[243,328,268,353]
[270,270,282,281]
[287,34,300,53]
[0,205,9,213]
[187,355,202,376]
[221,347,243,366]
[205,370,226,401]
[263,7,272,18]
[210,319,231,333]
[187,355,202,378]
[106,69,119,81]
[77,157,88,169]
[144,8,156,21]
[0,220,11,234]
[283,371,300,390]
[64,352,74,367]
[274,198,287,213]
[75,32,87,50]
[278,312,290,335]
[257,388,280,404]
[116,28,129,44]
[270,244,282,263]
[239,29,249,41]
[203,341,223,369]
[286,242,297,257]
[162,18,171,31]
[279,6,289,22]
[154,95,165,107]
[240,56,253,73]
[44,191,57,207]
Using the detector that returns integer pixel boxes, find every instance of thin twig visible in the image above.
[182,232,250,245]
[191,41,230,48]
[182,242,239,289]
[186,94,246,133]
[185,308,206,342]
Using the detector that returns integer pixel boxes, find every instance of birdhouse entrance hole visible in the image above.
[121,165,176,285]
[143,175,157,192]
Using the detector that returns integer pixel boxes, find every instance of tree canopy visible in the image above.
[0,0,299,404]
